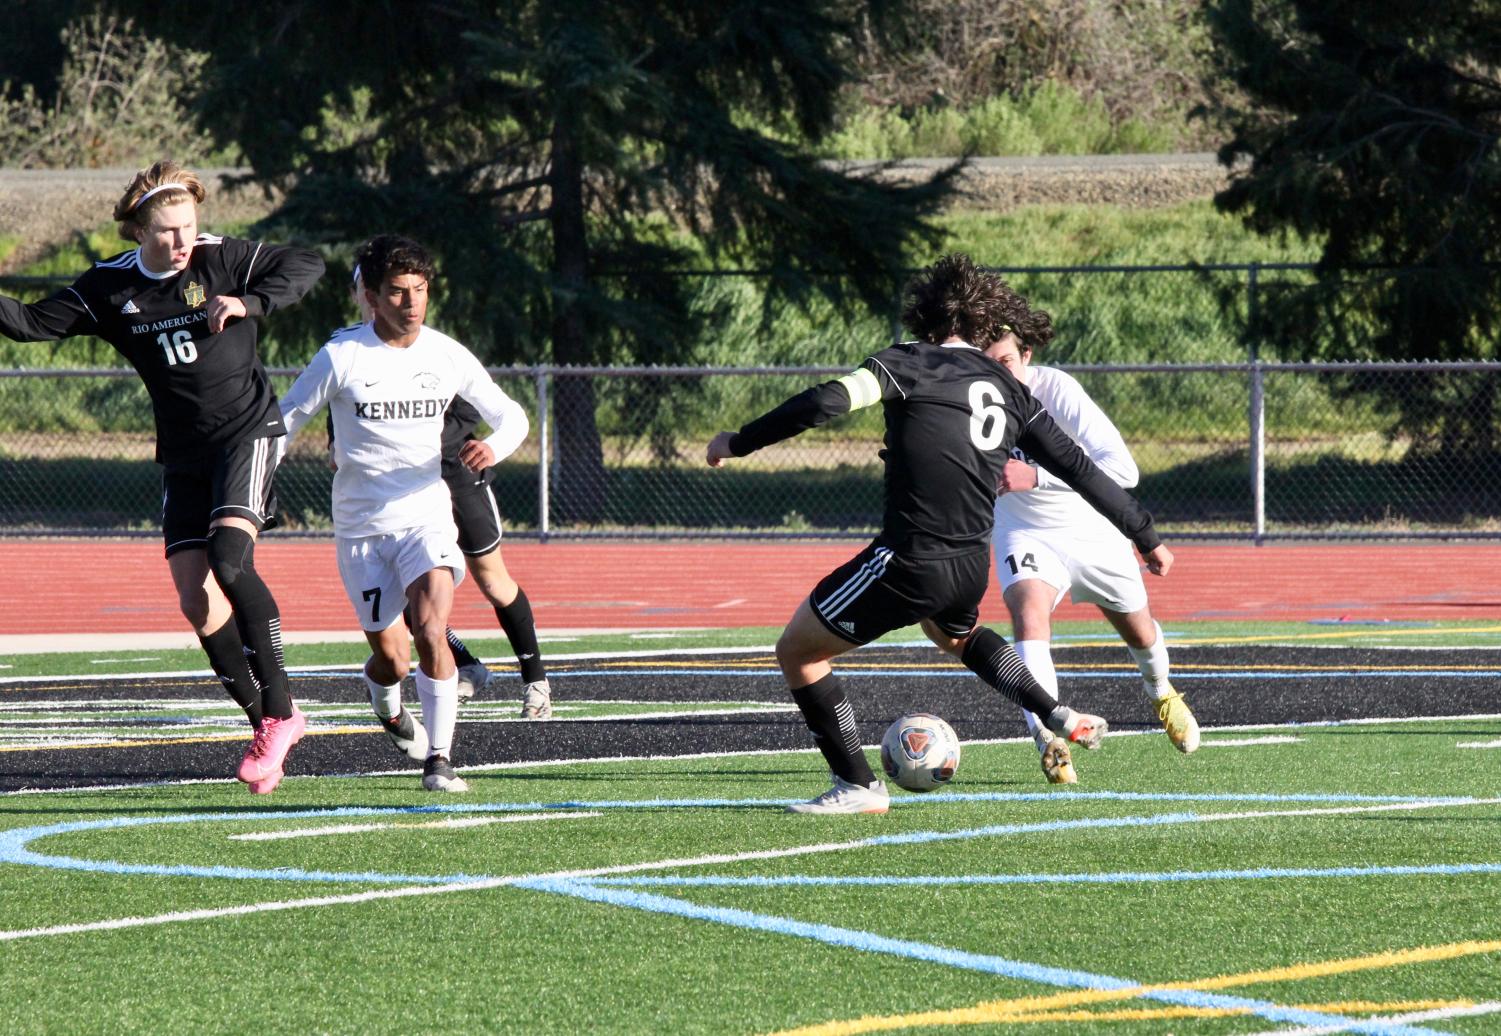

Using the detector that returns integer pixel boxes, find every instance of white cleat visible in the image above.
[787,774,890,814]
[375,707,429,762]
[520,679,553,720]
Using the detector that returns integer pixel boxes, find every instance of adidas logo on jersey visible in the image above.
[120,298,140,314]
[838,621,856,634]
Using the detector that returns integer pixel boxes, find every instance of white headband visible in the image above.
[130,182,192,213]
[352,263,362,287]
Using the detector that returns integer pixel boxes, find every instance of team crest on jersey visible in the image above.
[183,281,207,308]
[414,372,441,392]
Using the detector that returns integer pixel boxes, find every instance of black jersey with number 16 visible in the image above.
[0,235,324,463]
[730,340,1160,558]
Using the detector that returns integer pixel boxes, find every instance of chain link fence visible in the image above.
[2,360,1498,540]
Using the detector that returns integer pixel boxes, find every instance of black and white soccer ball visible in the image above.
[880,713,961,792]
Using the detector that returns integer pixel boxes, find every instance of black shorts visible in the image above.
[810,542,989,646]
[449,479,503,556]
[161,435,283,558]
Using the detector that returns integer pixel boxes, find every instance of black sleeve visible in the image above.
[225,239,326,318]
[0,283,97,342]
[1017,407,1162,554]
[729,380,853,456]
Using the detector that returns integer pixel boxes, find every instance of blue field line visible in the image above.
[590,860,1501,888]
[0,793,1487,885]
[517,877,1449,1036]
[0,808,497,885]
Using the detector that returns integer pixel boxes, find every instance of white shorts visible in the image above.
[336,526,466,632]
[993,526,1148,614]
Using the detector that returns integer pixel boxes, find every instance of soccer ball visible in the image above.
[880,713,961,792]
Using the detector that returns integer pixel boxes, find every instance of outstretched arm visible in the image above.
[1017,407,1162,556]
[706,364,890,466]
[0,286,96,342]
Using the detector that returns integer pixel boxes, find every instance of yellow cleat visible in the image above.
[1155,689,1201,754]
[1040,737,1078,784]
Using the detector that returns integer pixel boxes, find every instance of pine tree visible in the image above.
[1204,0,1501,459]
[131,0,957,519]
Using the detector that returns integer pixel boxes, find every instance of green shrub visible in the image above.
[961,96,1043,156]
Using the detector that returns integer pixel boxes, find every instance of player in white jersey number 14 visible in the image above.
[990,332,1200,784]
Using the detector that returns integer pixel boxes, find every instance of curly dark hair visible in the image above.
[356,234,436,290]
[1014,305,1055,353]
[900,253,1034,348]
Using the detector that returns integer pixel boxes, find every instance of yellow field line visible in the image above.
[913,999,1475,1025]
[1169,624,1501,646]
[1059,662,1501,672]
[764,939,1501,1035]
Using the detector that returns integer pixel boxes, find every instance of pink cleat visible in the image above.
[238,706,306,784]
[248,769,284,794]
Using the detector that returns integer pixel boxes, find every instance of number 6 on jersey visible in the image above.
[968,381,1007,449]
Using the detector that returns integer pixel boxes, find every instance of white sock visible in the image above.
[363,670,403,720]
[1126,621,1173,700]
[1015,639,1059,748]
[414,666,459,758]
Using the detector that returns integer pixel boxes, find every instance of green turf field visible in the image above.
[2,620,1499,1034]
[1,720,1498,1034]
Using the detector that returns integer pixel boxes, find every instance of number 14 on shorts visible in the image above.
[1003,552,1039,575]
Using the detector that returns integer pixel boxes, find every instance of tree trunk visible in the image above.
[548,107,608,524]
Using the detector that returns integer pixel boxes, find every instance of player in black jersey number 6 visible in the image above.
[0,161,325,794]
[707,255,1173,814]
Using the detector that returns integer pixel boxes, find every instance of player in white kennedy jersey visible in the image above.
[279,235,529,792]
[990,320,1200,784]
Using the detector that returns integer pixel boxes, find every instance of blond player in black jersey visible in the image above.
[0,161,325,794]
[708,255,1172,814]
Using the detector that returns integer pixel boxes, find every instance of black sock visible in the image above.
[495,587,546,683]
[961,627,1057,717]
[198,622,263,728]
[446,627,481,668]
[207,526,292,720]
[789,673,875,786]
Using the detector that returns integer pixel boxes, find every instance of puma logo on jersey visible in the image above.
[120,298,140,314]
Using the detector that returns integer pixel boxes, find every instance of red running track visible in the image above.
[1,539,1498,638]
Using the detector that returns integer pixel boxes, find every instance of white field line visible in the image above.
[1457,739,1501,749]
[7,631,1501,684]
[3,795,1498,944]
[1205,736,1304,747]
[6,712,1500,796]
[0,644,786,685]
[1243,1000,1501,1035]
[227,811,601,841]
